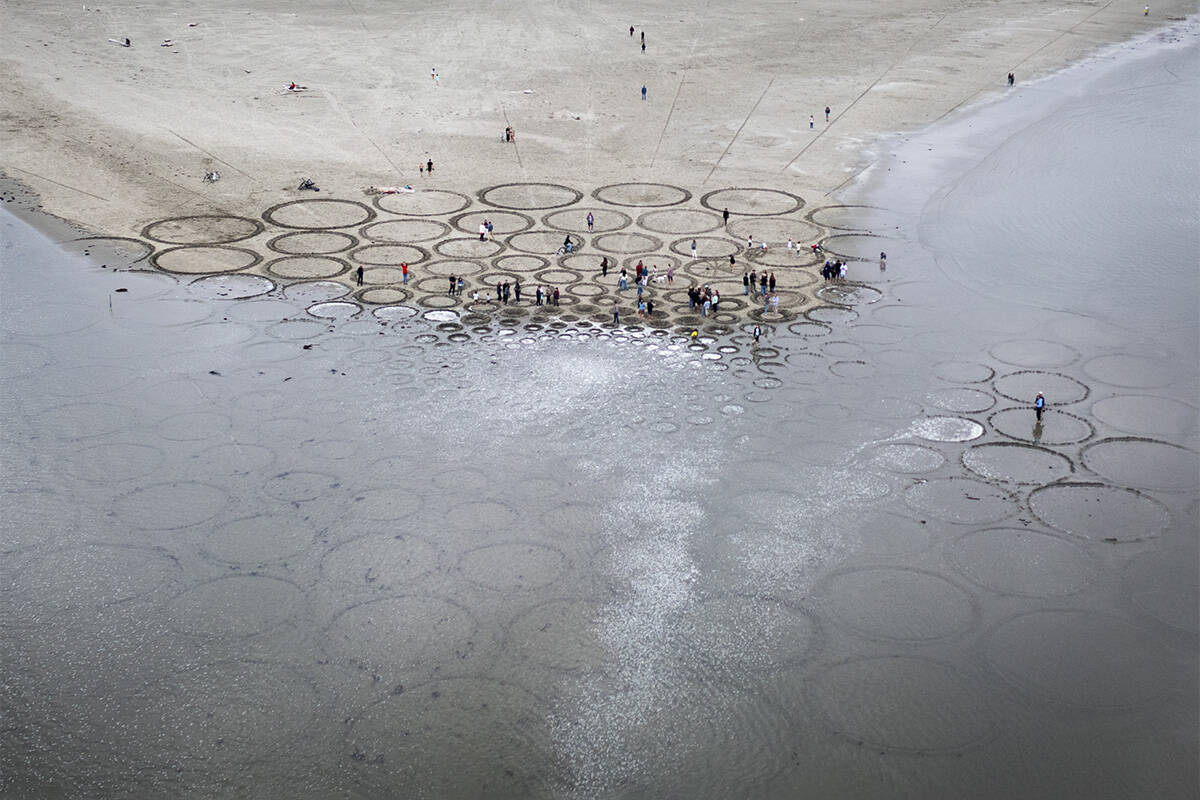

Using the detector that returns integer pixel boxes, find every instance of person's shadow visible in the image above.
[1032,420,1044,443]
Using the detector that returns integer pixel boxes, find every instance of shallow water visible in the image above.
[3,26,1198,800]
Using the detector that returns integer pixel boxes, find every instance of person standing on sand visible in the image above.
[641,39,646,53]
[753,324,761,346]
[401,262,409,284]
[630,25,635,37]
[1035,392,1046,421]
[587,212,594,232]
[667,265,675,284]
[448,274,456,295]
[356,265,364,287]
[743,272,749,295]
[809,115,815,129]
[769,272,776,293]
[825,105,831,121]
[691,240,697,261]
[426,159,434,174]
[613,300,620,324]
[553,287,560,306]
[646,299,654,318]
[601,256,609,277]
[641,85,647,101]
[486,219,494,239]
[1008,72,1015,87]
[723,207,730,225]
[880,251,887,269]
[760,272,768,295]
[749,269,757,294]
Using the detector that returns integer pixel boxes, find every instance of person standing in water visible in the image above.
[1034,392,1046,421]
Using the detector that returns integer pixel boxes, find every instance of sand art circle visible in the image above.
[820,566,979,642]
[933,360,995,384]
[142,215,263,244]
[262,470,342,503]
[19,542,182,609]
[592,182,691,208]
[265,255,349,280]
[993,370,1089,404]
[350,243,429,266]
[494,254,549,273]
[308,301,361,320]
[990,339,1080,368]
[726,217,821,244]
[434,237,503,259]
[1080,438,1199,491]
[910,415,984,442]
[1091,394,1197,438]
[542,207,632,233]
[505,599,605,672]
[700,187,803,216]
[985,610,1175,709]
[155,411,232,442]
[347,484,423,521]
[1123,549,1199,633]
[866,443,946,473]
[804,656,994,753]
[669,236,738,259]
[164,575,304,638]
[66,235,155,267]
[962,442,1074,484]
[947,527,1096,598]
[64,442,165,483]
[265,319,326,340]
[534,267,583,285]
[450,210,534,236]
[989,407,1094,445]
[1028,482,1170,542]
[323,596,477,675]
[360,218,451,243]
[420,259,485,278]
[374,188,471,216]
[151,245,260,274]
[112,481,231,530]
[807,204,899,231]
[263,198,375,229]
[818,233,893,262]
[591,231,663,253]
[267,230,356,255]
[634,208,722,235]
[904,478,1018,525]
[202,514,316,566]
[817,284,884,308]
[679,595,818,681]
[187,274,275,299]
[926,387,997,413]
[787,321,831,337]
[479,182,582,210]
[456,541,567,591]
[505,230,582,255]
[1081,353,1176,389]
[806,305,857,324]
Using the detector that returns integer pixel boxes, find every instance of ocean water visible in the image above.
[2,24,1197,800]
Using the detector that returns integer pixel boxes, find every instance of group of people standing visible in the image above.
[821,259,847,282]
[477,219,495,240]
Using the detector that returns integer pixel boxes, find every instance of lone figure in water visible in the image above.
[1007,72,1015,87]
[1034,391,1046,421]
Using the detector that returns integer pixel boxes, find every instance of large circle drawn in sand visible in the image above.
[142,215,263,244]
[947,527,1096,598]
[349,243,429,266]
[1080,438,1199,491]
[493,254,549,273]
[165,575,304,638]
[669,236,738,259]
[262,470,341,503]
[989,407,1094,445]
[591,231,662,254]
[155,410,232,442]
[478,182,582,210]
[267,230,356,255]
[360,218,451,243]
[962,442,1074,484]
[904,478,1018,525]
[542,207,632,233]
[447,210,532,238]
[1123,549,1199,634]
[457,541,567,591]
[375,188,472,216]
[1029,482,1169,542]
[65,235,155,267]
[805,305,857,325]
[112,481,230,530]
[151,245,260,274]
[419,259,485,279]
[933,359,994,384]
[807,204,898,231]
[19,543,181,609]
[985,610,1174,709]
[700,187,803,216]
[505,230,582,255]
[819,567,979,642]
[263,198,375,229]
[64,442,165,483]
[358,287,410,305]
[345,678,546,795]
[990,339,1080,368]
[265,255,349,280]
[1091,394,1197,438]
[307,301,361,320]
[636,208,723,234]
[805,656,994,753]
[592,182,691,207]
[817,284,884,307]
[725,217,821,244]
[320,533,440,588]
[680,595,817,680]
[1082,353,1176,389]
[202,513,316,566]
[505,599,605,672]
[434,237,503,259]
[188,273,275,299]
[993,370,1089,404]
[910,415,984,442]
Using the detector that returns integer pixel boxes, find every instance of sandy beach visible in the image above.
[0,0,1191,324]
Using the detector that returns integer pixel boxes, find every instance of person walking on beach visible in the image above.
[1007,72,1015,87]
[641,39,646,54]
[1035,392,1046,421]
[723,207,730,225]
[448,274,456,295]
[601,256,609,277]
[691,239,698,261]
[486,219,494,239]
[825,105,831,122]
[613,300,620,324]
[514,280,521,303]
[641,84,647,101]
[667,265,675,284]
[356,265,364,287]
[753,324,761,347]
[587,212,595,232]
[880,251,887,270]
[426,159,434,174]
[768,272,776,293]
[401,262,409,284]
[809,115,815,129]
[630,25,635,36]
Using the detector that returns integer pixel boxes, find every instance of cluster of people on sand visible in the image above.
[503,126,516,142]
[477,219,494,240]
[822,259,847,282]
[688,285,720,316]
[447,273,467,295]
[744,270,778,295]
